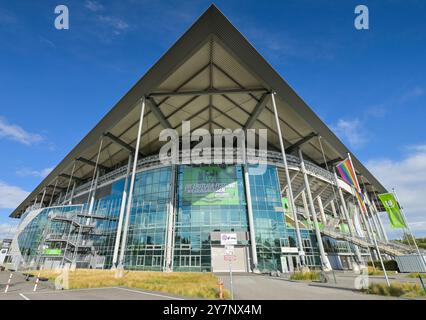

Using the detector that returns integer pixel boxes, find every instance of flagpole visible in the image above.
[392,188,426,271]
[347,153,390,286]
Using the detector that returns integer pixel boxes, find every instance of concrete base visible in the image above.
[322,256,333,272]
[351,262,361,274]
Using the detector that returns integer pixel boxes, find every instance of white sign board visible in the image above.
[281,247,299,254]
[221,233,237,245]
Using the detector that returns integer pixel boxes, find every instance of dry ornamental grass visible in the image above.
[29,269,230,299]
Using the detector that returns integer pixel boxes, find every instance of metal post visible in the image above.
[334,170,363,270]
[229,260,234,300]
[298,149,331,271]
[39,188,47,208]
[118,97,146,269]
[243,165,259,272]
[347,153,389,284]
[111,155,132,269]
[393,189,426,271]
[301,191,312,227]
[164,165,177,271]
[317,197,327,224]
[270,93,306,268]
[373,201,389,242]
[69,182,76,205]
[48,178,58,207]
[366,201,391,286]
[330,201,338,219]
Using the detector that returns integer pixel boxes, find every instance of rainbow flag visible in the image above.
[336,158,367,213]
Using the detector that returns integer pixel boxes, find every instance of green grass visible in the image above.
[367,266,385,276]
[289,271,320,281]
[407,272,426,279]
[363,282,426,298]
[28,269,230,299]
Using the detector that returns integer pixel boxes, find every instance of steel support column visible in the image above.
[164,165,177,271]
[243,165,259,272]
[118,98,146,269]
[298,148,331,271]
[271,93,306,268]
[334,170,363,270]
[111,155,133,269]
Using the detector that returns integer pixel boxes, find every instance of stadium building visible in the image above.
[6,6,412,273]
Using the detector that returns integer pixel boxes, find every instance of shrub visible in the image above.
[290,271,320,281]
[367,260,399,272]
[364,282,426,298]
[407,273,426,278]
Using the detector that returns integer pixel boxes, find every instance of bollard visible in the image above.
[218,278,224,299]
[4,273,13,293]
[33,272,41,292]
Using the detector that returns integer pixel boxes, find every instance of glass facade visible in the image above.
[248,165,320,271]
[123,167,172,270]
[173,165,249,272]
[15,164,326,272]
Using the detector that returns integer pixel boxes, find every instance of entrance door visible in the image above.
[286,255,300,273]
[281,256,289,273]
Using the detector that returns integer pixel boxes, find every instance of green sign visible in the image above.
[281,197,289,214]
[378,193,407,229]
[182,166,239,206]
[339,223,350,234]
[43,248,62,255]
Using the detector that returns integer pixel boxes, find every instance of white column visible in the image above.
[330,201,338,218]
[111,155,132,269]
[39,188,47,208]
[298,149,331,271]
[271,93,306,268]
[371,200,389,242]
[334,171,363,270]
[88,170,99,216]
[317,197,327,225]
[118,98,146,269]
[243,165,259,272]
[68,182,76,205]
[301,191,312,227]
[164,165,177,271]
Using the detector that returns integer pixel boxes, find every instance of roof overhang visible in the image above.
[10,5,386,218]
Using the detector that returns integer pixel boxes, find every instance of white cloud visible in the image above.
[332,118,366,148]
[366,145,426,238]
[16,167,53,178]
[0,116,43,145]
[97,15,129,35]
[85,0,104,12]
[0,181,29,209]
[0,222,17,239]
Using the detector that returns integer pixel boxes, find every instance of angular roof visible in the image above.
[10,5,386,218]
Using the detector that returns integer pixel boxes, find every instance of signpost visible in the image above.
[221,233,236,299]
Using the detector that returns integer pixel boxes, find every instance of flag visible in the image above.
[336,158,360,191]
[336,158,367,213]
[378,193,407,229]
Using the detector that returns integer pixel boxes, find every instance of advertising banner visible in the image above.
[182,166,240,205]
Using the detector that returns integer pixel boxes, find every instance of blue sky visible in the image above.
[0,0,425,239]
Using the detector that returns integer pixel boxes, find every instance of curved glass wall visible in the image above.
[123,167,172,270]
[248,165,320,271]
[173,165,249,272]
[16,163,324,272]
